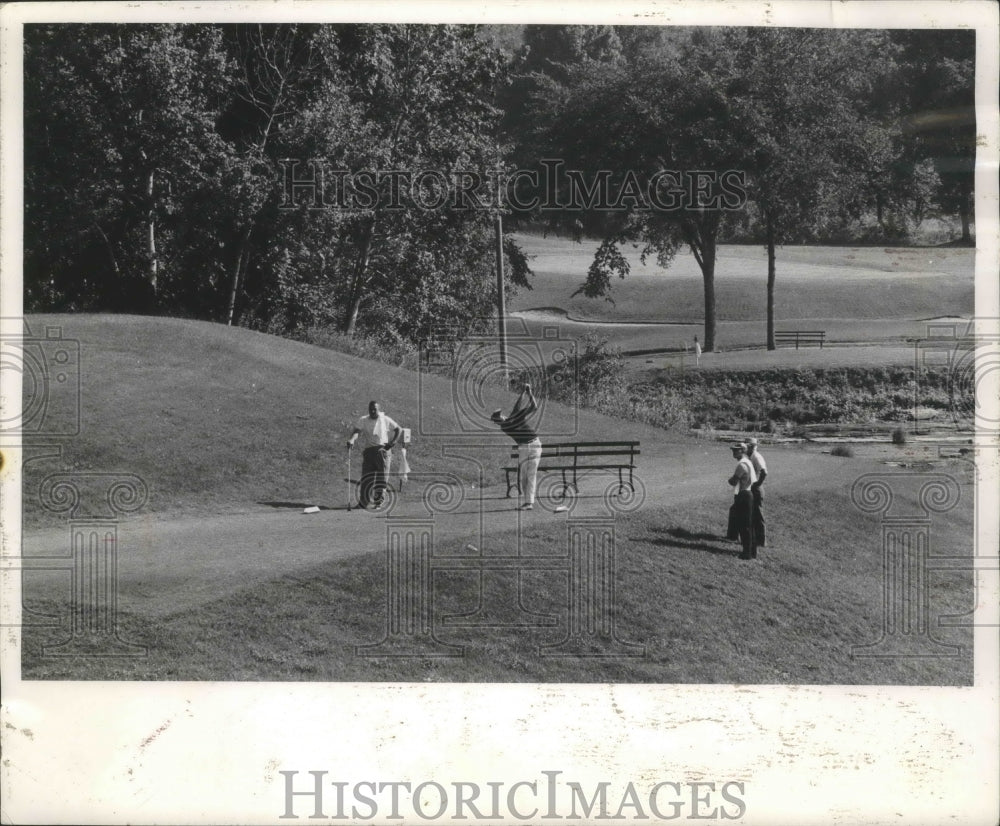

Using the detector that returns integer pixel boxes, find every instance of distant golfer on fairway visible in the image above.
[347,400,401,510]
[492,383,541,510]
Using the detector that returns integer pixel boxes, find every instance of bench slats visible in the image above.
[774,330,826,349]
[510,450,640,459]
[504,440,639,498]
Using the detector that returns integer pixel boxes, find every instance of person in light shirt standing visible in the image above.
[727,442,758,560]
[492,383,541,510]
[347,400,402,510]
[746,437,767,553]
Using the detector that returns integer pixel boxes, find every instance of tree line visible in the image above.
[24,24,974,351]
[503,25,975,350]
[25,23,529,344]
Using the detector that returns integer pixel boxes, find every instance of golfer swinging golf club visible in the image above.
[492,383,541,510]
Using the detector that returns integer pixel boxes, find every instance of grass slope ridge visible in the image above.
[23,314,679,524]
[20,314,975,685]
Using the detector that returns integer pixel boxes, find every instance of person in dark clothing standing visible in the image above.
[492,384,541,510]
[727,442,758,559]
[347,400,401,510]
[746,437,767,552]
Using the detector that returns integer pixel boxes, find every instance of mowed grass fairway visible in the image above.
[20,314,975,684]
[23,485,974,684]
[509,234,974,356]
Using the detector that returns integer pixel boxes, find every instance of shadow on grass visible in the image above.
[647,526,742,558]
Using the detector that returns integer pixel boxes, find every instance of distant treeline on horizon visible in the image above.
[24,23,975,352]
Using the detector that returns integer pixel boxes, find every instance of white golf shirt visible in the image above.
[356,412,399,449]
[731,456,757,494]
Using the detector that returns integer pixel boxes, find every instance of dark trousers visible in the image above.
[732,490,755,558]
[752,486,765,548]
[359,446,391,507]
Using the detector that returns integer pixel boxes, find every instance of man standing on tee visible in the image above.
[347,400,401,509]
[746,436,767,551]
[727,442,758,560]
[492,383,541,510]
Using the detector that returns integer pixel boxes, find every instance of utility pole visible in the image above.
[495,155,509,383]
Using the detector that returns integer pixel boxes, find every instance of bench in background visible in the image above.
[774,330,826,349]
[505,440,640,498]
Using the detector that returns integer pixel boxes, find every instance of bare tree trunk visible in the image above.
[91,221,121,277]
[226,226,253,326]
[702,258,716,353]
[342,216,377,337]
[959,185,973,243]
[683,217,718,352]
[766,219,776,351]
[696,226,718,352]
[147,170,158,299]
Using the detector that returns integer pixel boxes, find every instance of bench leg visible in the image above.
[561,469,578,495]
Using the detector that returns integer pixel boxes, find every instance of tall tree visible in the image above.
[24,23,530,346]
[720,28,899,348]
[892,30,976,243]
[24,24,231,312]
[218,24,343,325]
[332,24,515,337]
[538,37,746,351]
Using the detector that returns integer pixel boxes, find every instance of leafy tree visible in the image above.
[25,24,231,312]
[536,38,746,351]
[527,27,940,351]
[216,24,349,325]
[891,30,976,243]
[719,28,900,348]
[330,24,520,337]
[24,23,530,347]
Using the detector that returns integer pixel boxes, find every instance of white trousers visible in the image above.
[518,438,542,504]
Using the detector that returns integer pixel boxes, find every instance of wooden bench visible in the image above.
[774,330,826,349]
[504,440,640,498]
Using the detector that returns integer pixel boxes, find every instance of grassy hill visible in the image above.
[22,477,976,684]
[21,313,682,526]
[19,314,974,684]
